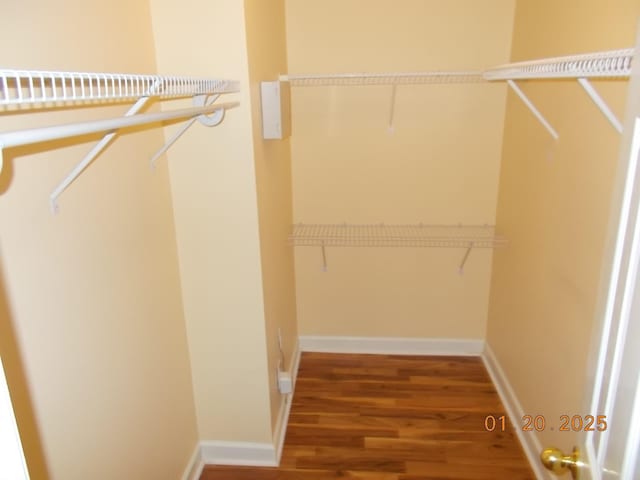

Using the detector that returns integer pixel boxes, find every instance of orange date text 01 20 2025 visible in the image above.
[483,415,608,432]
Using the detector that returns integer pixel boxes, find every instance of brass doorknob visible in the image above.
[541,446,581,479]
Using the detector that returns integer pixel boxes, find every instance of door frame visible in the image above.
[578,24,640,480]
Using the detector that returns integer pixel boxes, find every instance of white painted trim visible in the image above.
[299,335,484,356]
[200,440,277,467]
[273,341,302,464]
[194,343,302,472]
[482,343,550,480]
[0,357,29,480]
[181,444,204,480]
[291,341,302,388]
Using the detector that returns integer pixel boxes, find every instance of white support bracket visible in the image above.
[458,242,474,275]
[150,94,222,170]
[49,94,153,214]
[507,80,559,141]
[577,78,623,133]
[388,84,397,133]
[321,241,328,272]
[49,95,228,213]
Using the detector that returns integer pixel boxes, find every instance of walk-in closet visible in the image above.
[1,1,639,479]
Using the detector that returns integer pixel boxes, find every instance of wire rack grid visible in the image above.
[0,69,240,107]
[483,48,634,81]
[289,223,507,248]
[282,71,485,87]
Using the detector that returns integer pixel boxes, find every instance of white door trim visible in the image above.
[0,356,29,480]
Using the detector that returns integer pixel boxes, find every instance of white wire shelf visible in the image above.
[483,48,633,81]
[0,67,240,213]
[281,48,634,138]
[281,71,484,86]
[289,223,506,248]
[0,69,239,107]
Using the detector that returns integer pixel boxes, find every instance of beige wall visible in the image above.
[0,1,198,479]
[286,0,515,338]
[243,0,299,433]
[148,0,274,443]
[487,0,640,452]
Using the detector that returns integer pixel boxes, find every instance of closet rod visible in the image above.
[0,102,238,174]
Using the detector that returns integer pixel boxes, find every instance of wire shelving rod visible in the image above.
[281,71,484,86]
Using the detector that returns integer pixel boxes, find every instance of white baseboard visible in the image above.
[299,335,484,356]
[482,343,549,480]
[181,443,204,480]
[200,440,277,467]
[273,341,302,463]
[193,342,302,472]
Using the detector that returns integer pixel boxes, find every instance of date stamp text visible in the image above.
[483,415,608,432]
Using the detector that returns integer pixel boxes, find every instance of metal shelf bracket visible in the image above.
[507,80,559,140]
[458,242,474,275]
[388,85,397,134]
[577,78,623,133]
[150,94,223,170]
[48,93,154,214]
[321,241,328,272]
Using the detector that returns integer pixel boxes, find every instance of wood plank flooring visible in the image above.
[200,353,535,479]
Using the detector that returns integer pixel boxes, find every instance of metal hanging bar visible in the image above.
[0,102,239,148]
[507,80,559,140]
[47,101,236,212]
[577,78,623,133]
[0,102,237,210]
[0,102,238,153]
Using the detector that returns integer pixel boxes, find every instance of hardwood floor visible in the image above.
[200,353,535,479]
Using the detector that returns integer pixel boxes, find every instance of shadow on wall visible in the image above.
[0,149,13,195]
[0,253,50,479]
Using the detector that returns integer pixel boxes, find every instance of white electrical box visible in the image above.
[260,81,291,140]
[277,370,292,394]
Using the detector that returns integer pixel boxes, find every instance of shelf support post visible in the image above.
[321,241,328,272]
[577,78,623,133]
[458,242,474,275]
[388,84,397,133]
[48,87,158,214]
[150,94,221,170]
[507,80,559,140]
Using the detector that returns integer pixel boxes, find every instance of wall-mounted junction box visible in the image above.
[260,80,291,140]
[277,370,292,394]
